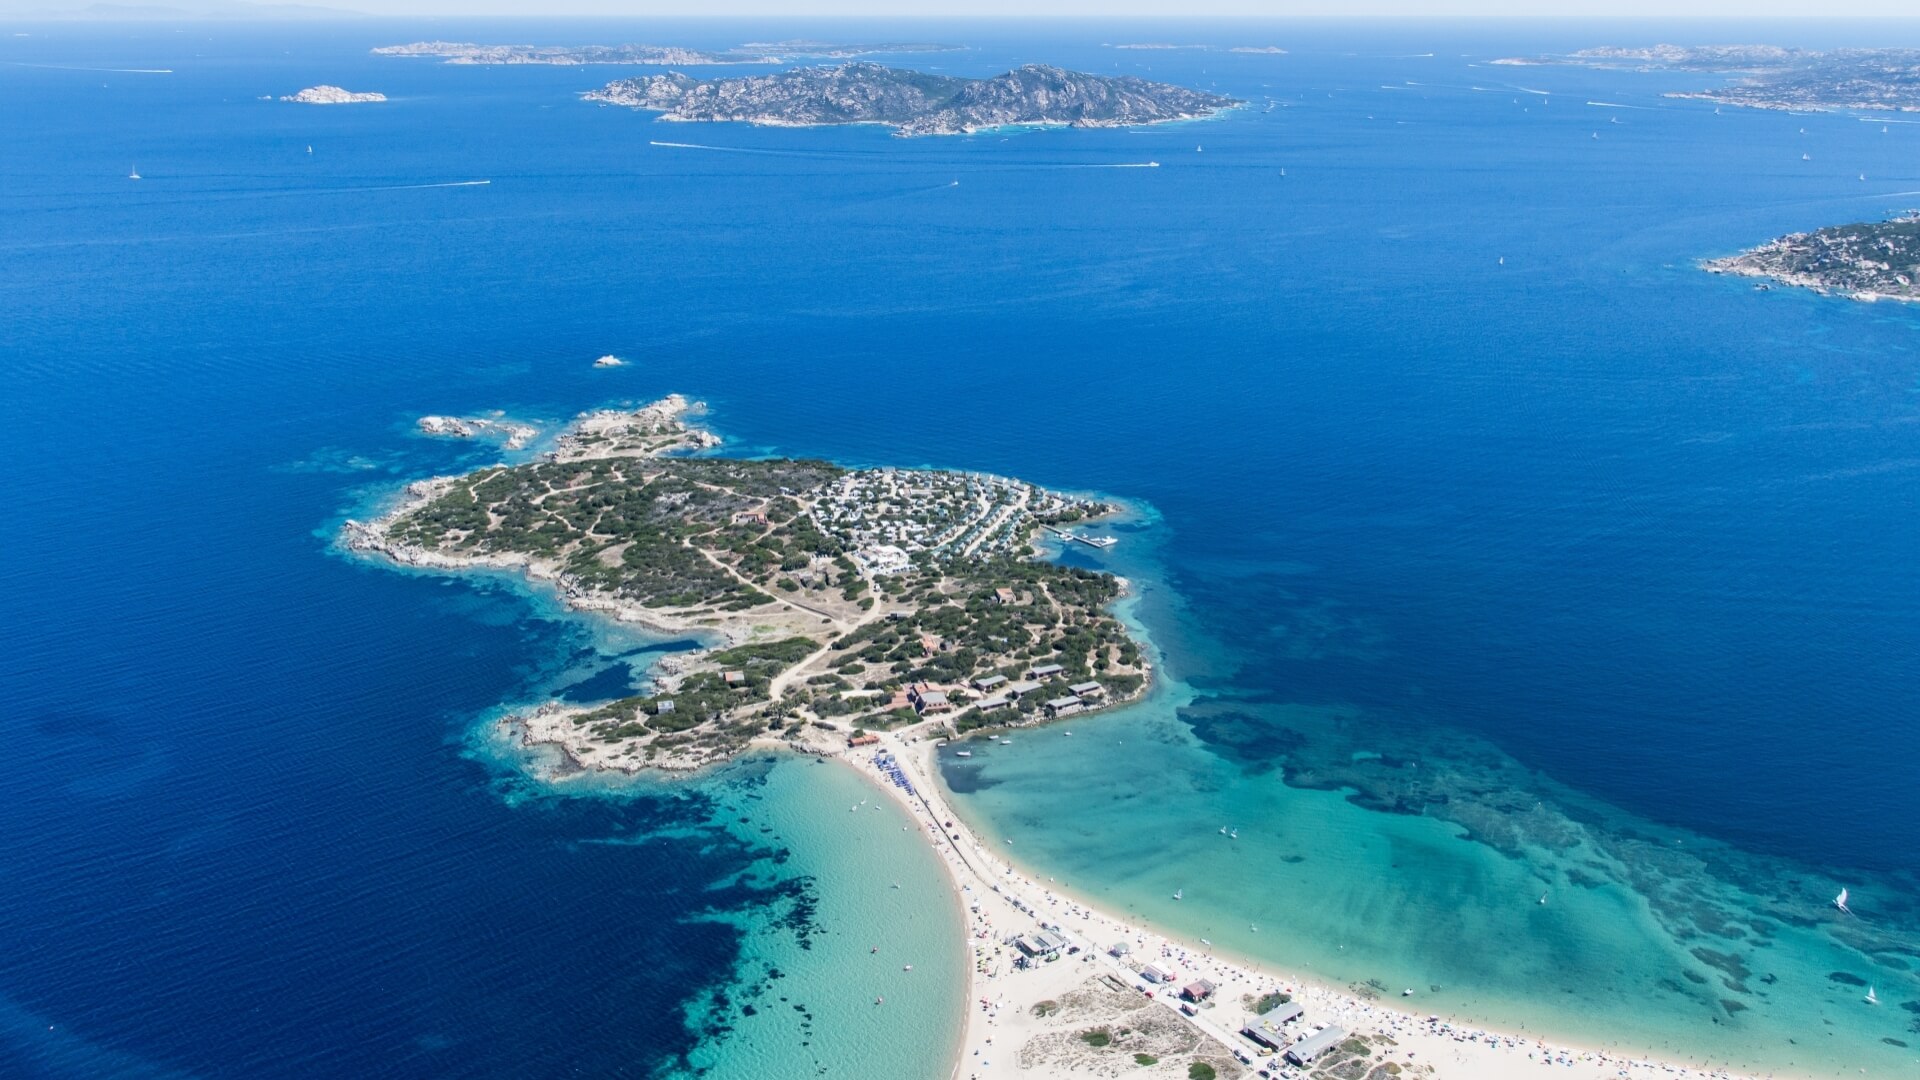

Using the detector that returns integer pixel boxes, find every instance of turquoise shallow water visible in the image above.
[941,525,1917,1078]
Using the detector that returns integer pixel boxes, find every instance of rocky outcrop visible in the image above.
[281,85,385,104]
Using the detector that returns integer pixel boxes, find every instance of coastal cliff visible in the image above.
[584,62,1240,136]
[344,395,1148,774]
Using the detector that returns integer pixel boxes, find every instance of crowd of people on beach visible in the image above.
[860,734,1777,1080]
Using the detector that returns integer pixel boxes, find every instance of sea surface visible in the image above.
[2,16,1918,1080]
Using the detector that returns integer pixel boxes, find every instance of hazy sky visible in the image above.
[248,0,1920,16]
[335,2,1920,14]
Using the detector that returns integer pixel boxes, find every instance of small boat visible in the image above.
[1279,167,1286,176]
[955,750,971,758]
[306,145,313,155]
[1200,938,1212,946]
[1591,131,1599,139]
[1195,144,1203,152]
[1229,829,1239,839]
[127,165,141,180]
[1172,888,1183,900]
[1219,826,1228,835]
[1802,153,1811,161]
[1835,888,1852,915]
[1497,256,1505,266]
[1859,173,1867,181]
[1865,986,1879,1005]
[875,996,884,1005]
[1402,988,1415,996]
[903,964,913,971]
[1146,161,1160,167]
[1538,892,1549,905]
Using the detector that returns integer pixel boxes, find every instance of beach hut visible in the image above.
[1107,942,1131,958]
[1181,979,1216,1003]
[1284,1026,1348,1067]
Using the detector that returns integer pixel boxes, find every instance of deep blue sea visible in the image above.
[3,17,1918,1078]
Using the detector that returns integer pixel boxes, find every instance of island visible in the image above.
[1492,45,1920,112]
[280,85,385,104]
[1705,212,1920,302]
[371,40,964,66]
[583,61,1240,136]
[372,41,781,66]
[343,395,1149,773]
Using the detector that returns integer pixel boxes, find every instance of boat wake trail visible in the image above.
[1587,101,1666,110]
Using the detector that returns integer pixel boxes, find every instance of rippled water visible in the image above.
[4,16,1918,1079]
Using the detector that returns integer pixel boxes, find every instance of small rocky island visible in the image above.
[1494,45,1920,112]
[1706,213,1920,302]
[584,62,1240,136]
[344,395,1149,772]
[281,85,386,105]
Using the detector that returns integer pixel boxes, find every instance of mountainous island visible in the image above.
[343,395,1148,772]
[372,40,962,66]
[280,85,384,104]
[1706,213,1920,302]
[1495,45,1920,112]
[583,61,1240,136]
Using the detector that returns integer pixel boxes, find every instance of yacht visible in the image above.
[1866,986,1880,1005]
[1172,888,1183,900]
[128,165,141,180]
[1835,888,1852,915]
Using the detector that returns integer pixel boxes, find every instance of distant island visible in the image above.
[1706,213,1920,302]
[343,395,1148,772]
[372,40,963,66]
[584,61,1240,137]
[280,85,384,104]
[1493,45,1920,113]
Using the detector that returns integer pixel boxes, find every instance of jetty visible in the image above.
[1042,525,1117,549]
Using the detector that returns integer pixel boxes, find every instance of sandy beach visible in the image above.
[842,727,1797,1080]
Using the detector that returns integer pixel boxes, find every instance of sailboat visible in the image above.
[1834,888,1852,915]
[306,145,313,155]
[127,164,141,180]
[1802,153,1811,161]
[1219,826,1228,835]
[1172,888,1183,900]
[1229,829,1239,840]
[1539,892,1549,905]
[1865,986,1879,1005]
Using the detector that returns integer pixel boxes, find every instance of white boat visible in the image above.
[1865,986,1879,1005]
[128,165,141,180]
[1195,144,1203,152]
[1229,829,1239,839]
[1172,888,1183,900]
[955,750,971,758]
[1802,153,1811,160]
[306,145,313,155]
[1200,938,1212,946]
[1539,892,1549,905]
[1835,888,1852,915]
[1219,826,1229,835]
